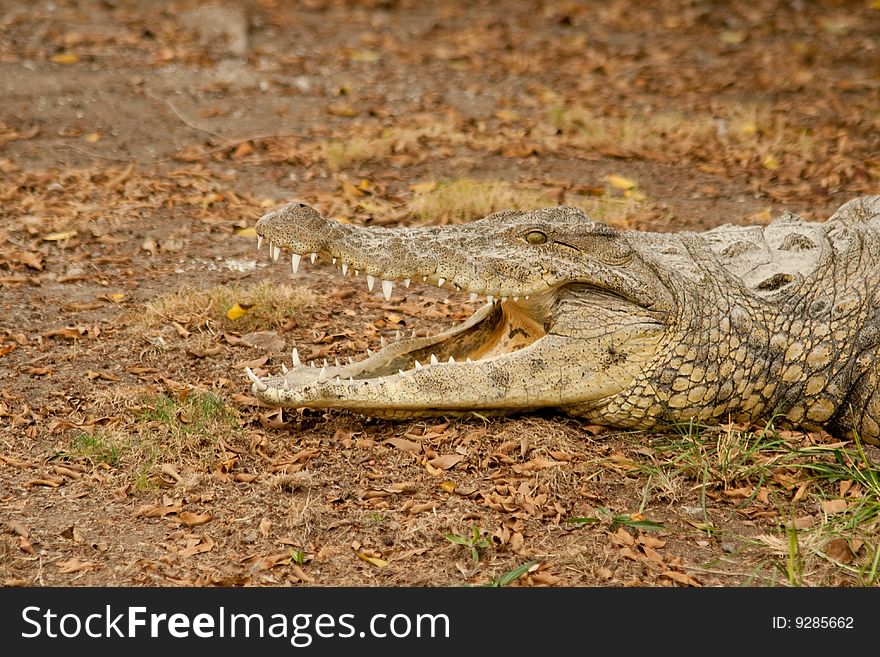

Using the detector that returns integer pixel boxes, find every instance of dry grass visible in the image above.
[322,124,448,170]
[546,105,718,154]
[142,280,316,333]
[406,177,647,226]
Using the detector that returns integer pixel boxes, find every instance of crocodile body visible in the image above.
[248,196,880,444]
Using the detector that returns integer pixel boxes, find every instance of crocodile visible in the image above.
[247,196,880,445]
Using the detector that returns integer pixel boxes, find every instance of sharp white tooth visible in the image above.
[382,279,393,301]
[380,336,386,347]
[348,356,354,364]
[335,358,340,367]
[355,269,360,277]
[341,263,349,275]
[398,370,406,377]
[430,354,438,365]
[367,274,375,291]
[513,296,519,302]
[348,376,354,383]
[367,349,373,356]
[466,357,473,364]
[283,380,291,390]
[525,295,530,300]
[448,356,456,364]
[332,257,337,264]
[257,235,263,250]
[292,348,301,367]
[309,361,315,368]
[469,292,478,302]
[502,296,508,302]
[422,276,427,282]
[317,366,327,382]
[394,330,401,341]
[414,360,422,370]
[403,278,411,288]
[245,367,268,391]
[437,277,446,287]
[335,376,341,384]
[310,252,317,264]
[291,253,301,273]
[487,295,494,304]
[411,329,417,338]
[270,243,281,261]
[282,363,289,374]
[323,358,328,368]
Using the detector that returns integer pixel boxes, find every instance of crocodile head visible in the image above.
[247,202,675,419]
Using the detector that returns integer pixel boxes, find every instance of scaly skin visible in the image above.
[248,196,880,444]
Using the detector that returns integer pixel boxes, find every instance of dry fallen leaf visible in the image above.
[226,303,254,320]
[179,535,215,557]
[356,552,387,568]
[43,231,78,241]
[427,454,465,470]
[177,511,212,527]
[50,52,80,64]
[57,558,95,574]
[821,499,848,515]
[384,437,422,453]
[607,174,636,190]
[259,517,271,538]
[825,538,853,563]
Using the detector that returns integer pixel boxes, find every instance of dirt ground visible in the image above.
[1,0,879,587]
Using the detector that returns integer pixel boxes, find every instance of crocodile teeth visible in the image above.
[335,358,340,367]
[382,279,393,301]
[403,278,411,288]
[355,269,360,277]
[323,358,328,368]
[310,252,317,264]
[487,295,495,304]
[245,367,267,391]
[398,369,406,377]
[291,253,301,273]
[414,360,423,370]
[257,235,263,250]
[335,376,341,384]
[317,366,327,383]
[466,357,473,363]
[292,348,301,367]
[422,276,427,282]
[411,329,417,338]
[501,296,508,302]
[282,363,289,374]
[513,296,519,302]
[380,336,386,347]
[437,277,446,287]
[448,356,456,364]
[348,356,354,364]
[430,354,438,365]
[367,348,373,356]
[270,244,281,261]
[469,292,478,302]
[341,263,349,276]
[348,376,354,382]
[395,330,401,341]
[366,274,376,291]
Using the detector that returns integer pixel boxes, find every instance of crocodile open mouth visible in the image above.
[245,234,552,393]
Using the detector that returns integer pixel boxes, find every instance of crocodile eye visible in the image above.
[525,230,547,245]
